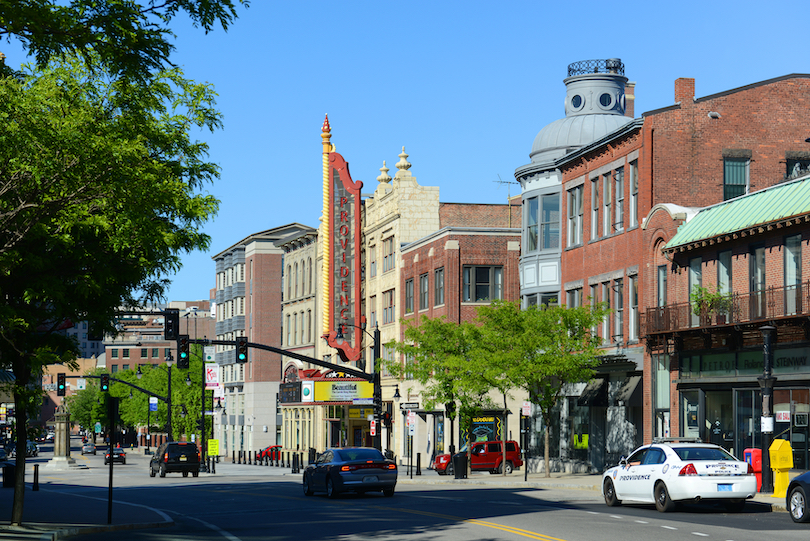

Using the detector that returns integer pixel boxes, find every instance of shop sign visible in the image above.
[314,380,373,402]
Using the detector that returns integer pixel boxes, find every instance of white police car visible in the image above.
[602,438,757,512]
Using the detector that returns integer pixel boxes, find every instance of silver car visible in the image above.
[81,442,96,455]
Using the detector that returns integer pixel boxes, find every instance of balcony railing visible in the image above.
[644,282,810,334]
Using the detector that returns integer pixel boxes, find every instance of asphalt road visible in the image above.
[35,448,810,541]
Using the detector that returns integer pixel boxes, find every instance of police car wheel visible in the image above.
[604,478,620,507]
[655,482,675,512]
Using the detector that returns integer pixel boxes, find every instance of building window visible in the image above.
[540,194,560,249]
[122,348,130,359]
[718,250,732,295]
[419,273,429,310]
[152,348,159,358]
[369,295,377,328]
[308,258,313,294]
[601,282,611,341]
[567,185,583,246]
[141,348,147,359]
[526,197,538,252]
[111,365,118,373]
[369,245,377,278]
[434,268,445,306]
[293,262,298,298]
[614,166,624,232]
[590,178,599,240]
[292,313,297,346]
[629,275,639,341]
[286,314,291,346]
[307,310,312,343]
[657,265,667,307]
[689,257,703,326]
[589,284,599,335]
[383,237,395,273]
[383,289,395,324]
[111,349,118,359]
[566,288,582,308]
[614,279,623,343]
[787,157,810,179]
[785,235,802,314]
[750,244,766,318]
[602,172,612,235]
[404,279,414,314]
[629,160,639,227]
[462,266,503,302]
[723,158,749,200]
[286,264,291,299]
[122,364,129,371]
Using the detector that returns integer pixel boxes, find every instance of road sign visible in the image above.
[522,401,531,416]
[400,402,419,410]
[204,346,215,362]
[208,439,219,455]
[149,396,158,412]
[370,421,376,436]
[77,378,86,390]
[94,422,102,434]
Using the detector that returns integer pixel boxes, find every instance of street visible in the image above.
[12,440,809,541]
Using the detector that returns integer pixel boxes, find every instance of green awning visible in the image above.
[664,175,810,253]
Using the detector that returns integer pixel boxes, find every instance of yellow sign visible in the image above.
[349,406,375,419]
[207,439,220,456]
[314,380,373,402]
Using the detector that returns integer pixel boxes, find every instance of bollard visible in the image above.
[207,457,211,472]
[211,458,216,474]
[33,464,39,491]
[232,450,236,464]
[265,455,269,466]
[300,452,304,470]
[286,452,291,469]
[248,452,252,465]
[416,453,421,476]
[275,450,279,467]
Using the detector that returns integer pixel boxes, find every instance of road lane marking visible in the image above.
[662,525,677,530]
[634,520,648,524]
[691,533,709,537]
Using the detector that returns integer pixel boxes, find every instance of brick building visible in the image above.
[554,71,810,470]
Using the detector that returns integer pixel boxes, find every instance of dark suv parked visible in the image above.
[150,442,200,478]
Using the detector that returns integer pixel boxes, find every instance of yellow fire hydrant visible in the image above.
[769,438,793,498]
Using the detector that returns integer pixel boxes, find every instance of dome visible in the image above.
[529,113,633,164]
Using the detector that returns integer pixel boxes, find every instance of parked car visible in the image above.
[602,438,757,512]
[303,447,397,498]
[787,470,810,522]
[433,440,523,475]
[150,442,200,478]
[104,448,126,465]
[81,442,97,455]
[258,444,282,462]
[8,441,39,458]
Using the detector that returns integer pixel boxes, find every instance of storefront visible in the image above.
[678,345,810,468]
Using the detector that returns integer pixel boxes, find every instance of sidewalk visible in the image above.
[0,461,789,540]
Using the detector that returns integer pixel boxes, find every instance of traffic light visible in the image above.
[236,337,248,363]
[100,373,110,392]
[177,335,190,369]
[381,411,392,428]
[164,308,180,340]
[57,373,66,396]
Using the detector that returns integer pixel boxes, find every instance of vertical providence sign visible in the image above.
[321,115,363,362]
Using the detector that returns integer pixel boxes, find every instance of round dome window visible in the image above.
[599,92,613,109]
[571,94,583,111]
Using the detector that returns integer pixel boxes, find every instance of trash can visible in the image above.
[453,453,467,479]
[743,448,762,491]
[2,465,15,488]
[769,439,794,498]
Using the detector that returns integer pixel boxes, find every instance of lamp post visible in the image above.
[336,323,382,452]
[759,325,777,493]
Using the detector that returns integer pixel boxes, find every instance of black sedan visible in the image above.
[303,447,397,498]
[788,471,810,522]
[104,448,126,465]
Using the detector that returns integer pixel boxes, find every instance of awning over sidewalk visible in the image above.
[616,375,642,408]
[577,378,607,407]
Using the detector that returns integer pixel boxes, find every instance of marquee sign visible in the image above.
[321,116,363,362]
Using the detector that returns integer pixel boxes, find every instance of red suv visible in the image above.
[433,440,523,475]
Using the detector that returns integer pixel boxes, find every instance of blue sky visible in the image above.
[4,1,808,304]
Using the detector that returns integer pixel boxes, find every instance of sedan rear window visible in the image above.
[673,447,735,461]
[336,449,384,461]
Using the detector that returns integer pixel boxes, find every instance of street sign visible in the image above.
[204,345,215,362]
[408,412,416,435]
[353,398,373,405]
[370,421,376,436]
[94,422,101,434]
[77,378,86,390]
[149,396,158,412]
[400,402,419,410]
[522,401,531,416]
[208,439,219,455]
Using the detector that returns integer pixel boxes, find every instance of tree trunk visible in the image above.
[11,384,27,525]
[544,413,551,478]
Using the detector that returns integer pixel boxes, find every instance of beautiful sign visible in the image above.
[314,380,374,402]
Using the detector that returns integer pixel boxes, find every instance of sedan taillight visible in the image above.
[678,463,698,476]
[747,463,755,475]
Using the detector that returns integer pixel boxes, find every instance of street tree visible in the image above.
[384,316,497,457]
[0,1,247,82]
[477,300,609,477]
[0,55,221,525]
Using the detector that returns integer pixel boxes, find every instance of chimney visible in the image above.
[674,78,695,105]
[625,82,635,118]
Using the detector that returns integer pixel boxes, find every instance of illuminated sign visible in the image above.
[314,380,374,402]
[321,116,363,362]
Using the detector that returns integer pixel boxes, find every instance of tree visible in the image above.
[477,300,609,477]
[0,55,220,525]
[384,316,497,458]
[0,1,247,82]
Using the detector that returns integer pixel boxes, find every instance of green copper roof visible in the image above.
[664,175,810,252]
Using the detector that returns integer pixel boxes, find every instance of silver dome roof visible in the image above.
[529,114,633,164]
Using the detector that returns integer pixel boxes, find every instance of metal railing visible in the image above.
[567,58,625,77]
[644,282,810,334]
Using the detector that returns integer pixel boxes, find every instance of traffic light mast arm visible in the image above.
[78,375,169,404]
[193,339,372,381]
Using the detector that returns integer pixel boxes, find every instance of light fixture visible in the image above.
[136,366,143,380]
[334,324,345,345]
[180,405,187,418]
[185,373,192,386]
[393,386,401,401]
[165,354,174,368]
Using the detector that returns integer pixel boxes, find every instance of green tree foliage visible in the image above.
[0,55,221,524]
[476,300,609,477]
[0,1,247,81]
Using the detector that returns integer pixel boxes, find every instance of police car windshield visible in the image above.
[673,447,735,461]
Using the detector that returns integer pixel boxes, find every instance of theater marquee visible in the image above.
[321,116,363,362]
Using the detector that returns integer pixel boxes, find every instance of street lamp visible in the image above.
[759,325,777,493]
[335,323,382,451]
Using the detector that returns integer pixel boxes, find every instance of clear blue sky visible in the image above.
[4,1,808,304]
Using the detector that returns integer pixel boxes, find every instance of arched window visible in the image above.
[308,258,313,294]
[294,263,298,298]
[286,265,291,299]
